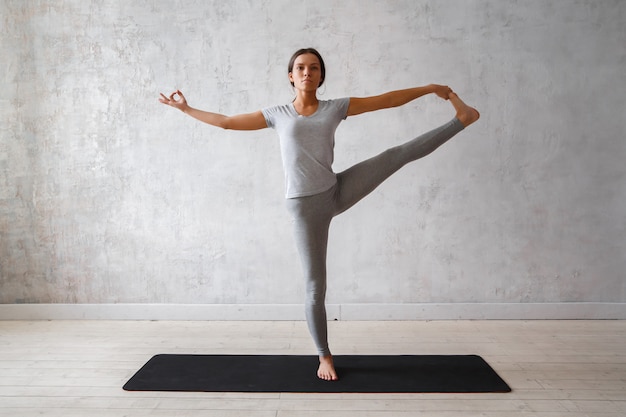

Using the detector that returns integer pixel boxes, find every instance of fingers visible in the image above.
[438,85,452,100]
[159,90,185,105]
[158,93,170,105]
[431,85,448,99]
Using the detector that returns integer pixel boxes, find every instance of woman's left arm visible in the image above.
[347,84,452,116]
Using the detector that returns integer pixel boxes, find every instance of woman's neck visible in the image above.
[292,91,319,116]
[293,90,318,106]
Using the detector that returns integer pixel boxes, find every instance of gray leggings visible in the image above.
[286,118,464,356]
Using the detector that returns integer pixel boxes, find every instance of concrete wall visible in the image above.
[1,0,625,317]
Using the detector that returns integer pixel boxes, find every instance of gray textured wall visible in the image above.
[1,0,625,307]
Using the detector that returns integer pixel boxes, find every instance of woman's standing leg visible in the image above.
[286,187,338,380]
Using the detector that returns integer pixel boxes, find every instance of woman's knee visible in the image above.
[306,279,327,304]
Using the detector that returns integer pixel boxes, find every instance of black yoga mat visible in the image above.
[123,354,511,393]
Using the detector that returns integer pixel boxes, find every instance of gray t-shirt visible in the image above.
[262,98,350,198]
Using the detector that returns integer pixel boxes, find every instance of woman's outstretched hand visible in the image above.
[431,84,453,100]
[159,90,189,111]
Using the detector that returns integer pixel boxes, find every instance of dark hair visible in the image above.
[288,48,326,87]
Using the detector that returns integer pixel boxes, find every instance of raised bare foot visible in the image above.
[449,92,480,127]
[318,355,338,381]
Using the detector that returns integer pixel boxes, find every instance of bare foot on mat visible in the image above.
[318,355,338,381]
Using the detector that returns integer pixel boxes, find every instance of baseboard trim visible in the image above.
[0,303,624,320]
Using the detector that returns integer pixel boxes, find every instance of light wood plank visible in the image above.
[0,320,625,416]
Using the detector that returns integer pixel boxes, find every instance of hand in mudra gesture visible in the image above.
[159,90,189,111]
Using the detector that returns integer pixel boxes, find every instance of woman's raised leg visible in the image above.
[334,93,479,214]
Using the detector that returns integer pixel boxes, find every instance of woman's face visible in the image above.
[289,53,323,91]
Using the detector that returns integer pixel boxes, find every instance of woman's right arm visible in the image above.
[159,90,267,131]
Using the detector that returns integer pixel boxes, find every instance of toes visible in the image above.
[317,369,338,381]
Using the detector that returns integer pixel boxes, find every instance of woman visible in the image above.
[159,48,479,381]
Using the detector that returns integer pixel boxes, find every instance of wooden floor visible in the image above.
[0,320,625,416]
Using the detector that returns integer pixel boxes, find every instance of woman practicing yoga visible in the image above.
[159,48,479,381]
